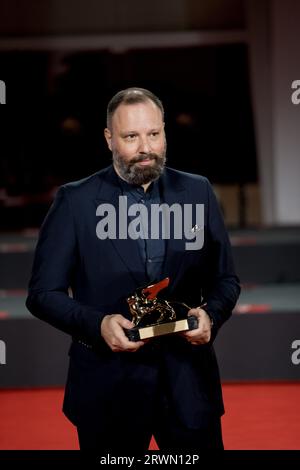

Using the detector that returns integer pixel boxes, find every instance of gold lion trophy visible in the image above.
[124,277,198,341]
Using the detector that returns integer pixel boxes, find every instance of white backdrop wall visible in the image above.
[272,0,300,224]
[247,0,300,225]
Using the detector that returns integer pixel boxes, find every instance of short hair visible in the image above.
[106,87,164,129]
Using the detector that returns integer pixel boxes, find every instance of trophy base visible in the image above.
[125,315,198,342]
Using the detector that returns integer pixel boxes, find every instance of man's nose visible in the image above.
[138,137,151,154]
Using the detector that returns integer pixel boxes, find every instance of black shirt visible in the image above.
[117,174,166,283]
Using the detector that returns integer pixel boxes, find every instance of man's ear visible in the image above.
[104,128,112,151]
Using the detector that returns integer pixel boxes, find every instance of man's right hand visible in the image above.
[100,314,146,352]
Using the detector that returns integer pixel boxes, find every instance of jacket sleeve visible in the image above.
[26,186,106,345]
[202,179,241,337]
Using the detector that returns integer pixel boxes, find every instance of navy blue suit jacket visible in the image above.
[26,165,240,429]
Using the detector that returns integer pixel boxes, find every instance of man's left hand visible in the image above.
[181,308,212,345]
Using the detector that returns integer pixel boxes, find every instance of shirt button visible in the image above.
[148,259,152,263]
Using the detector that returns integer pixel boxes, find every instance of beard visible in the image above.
[113,146,167,186]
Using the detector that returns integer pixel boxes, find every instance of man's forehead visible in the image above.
[112,101,163,125]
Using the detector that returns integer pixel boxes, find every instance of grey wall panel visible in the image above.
[215,313,300,381]
[0,319,70,388]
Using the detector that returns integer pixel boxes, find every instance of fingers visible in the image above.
[118,316,135,330]
[181,308,211,345]
[101,314,146,352]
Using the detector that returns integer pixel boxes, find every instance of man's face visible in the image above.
[104,100,166,186]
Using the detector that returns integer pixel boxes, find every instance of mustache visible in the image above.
[130,153,159,164]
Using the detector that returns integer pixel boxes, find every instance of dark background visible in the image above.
[0,43,256,228]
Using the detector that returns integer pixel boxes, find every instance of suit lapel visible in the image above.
[159,169,188,290]
[94,166,191,289]
[94,166,146,286]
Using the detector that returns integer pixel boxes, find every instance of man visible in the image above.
[26,87,240,452]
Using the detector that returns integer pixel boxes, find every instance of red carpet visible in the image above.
[0,383,299,450]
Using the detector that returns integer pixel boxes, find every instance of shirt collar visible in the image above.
[114,168,159,198]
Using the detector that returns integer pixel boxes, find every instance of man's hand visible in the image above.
[181,308,212,345]
[101,314,146,352]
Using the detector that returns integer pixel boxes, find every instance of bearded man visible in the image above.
[27,87,240,452]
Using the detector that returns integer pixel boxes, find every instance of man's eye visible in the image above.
[150,132,159,137]
[125,135,136,141]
